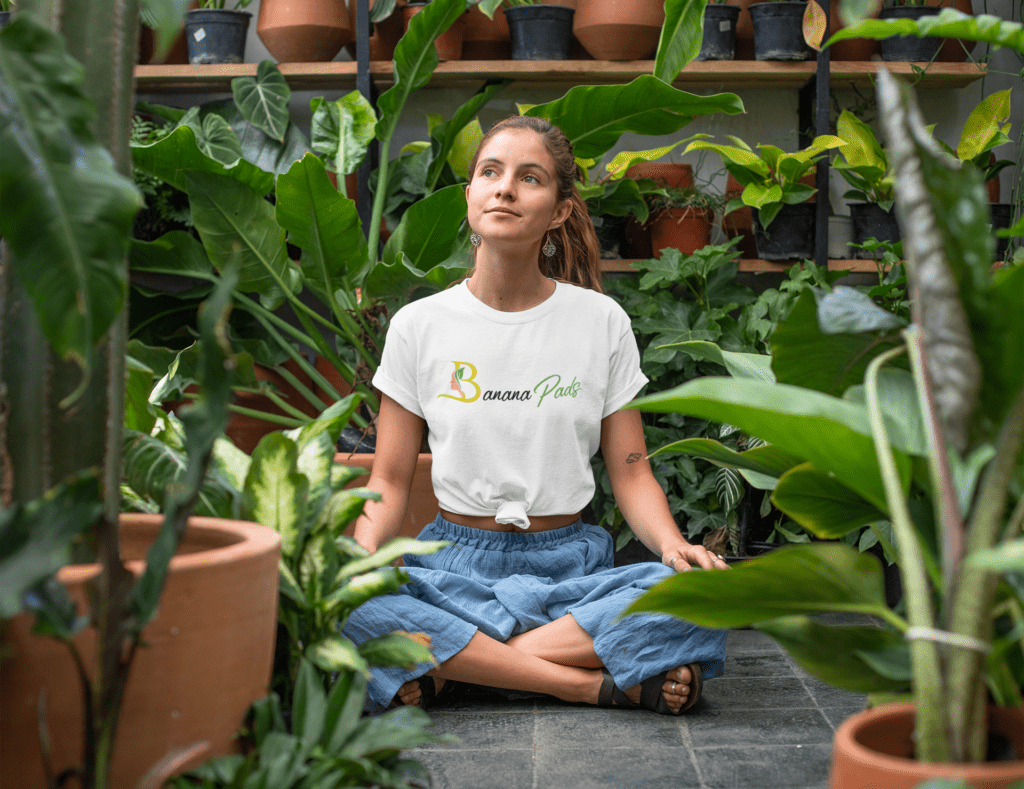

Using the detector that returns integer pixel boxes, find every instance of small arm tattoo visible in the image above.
[626,452,643,464]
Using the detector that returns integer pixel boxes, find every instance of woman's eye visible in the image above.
[523,174,539,184]
[482,167,496,177]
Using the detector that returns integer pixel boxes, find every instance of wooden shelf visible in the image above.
[601,258,890,274]
[134,60,985,94]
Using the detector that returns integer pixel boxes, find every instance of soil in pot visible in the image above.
[878,6,941,62]
[573,0,664,60]
[649,208,713,257]
[258,0,352,63]
[403,3,466,60]
[749,1,813,61]
[753,202,816,260]
[829,703,1024,789]
[697,4,741,60]
[185,9,252,65]
[850,202,900,257]
[505,5,576,59]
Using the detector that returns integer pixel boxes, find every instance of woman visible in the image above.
[345,115,728,715]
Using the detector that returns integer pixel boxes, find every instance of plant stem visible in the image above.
[866,342,948,762]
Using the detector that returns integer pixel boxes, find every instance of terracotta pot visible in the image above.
[258,0,353,63]
[346,0,407,61]
[729,0,758,60]
[828,0,878,61]
[226,360,320,454]
[463,4,511,59]
[829,703,1024,789]
[573,0,664,60]
[403,3,466,61]
[649,207,713,257]
[625,161,694,189]
[337,452,439,544]
[0,515,281,789]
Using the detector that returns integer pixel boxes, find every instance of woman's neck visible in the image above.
[467,248,555,312]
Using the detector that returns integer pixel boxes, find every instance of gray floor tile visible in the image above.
[819,705,868,730]
[410,749,536,789]
[797,676,868,710]
[535,707,686,749]
[418,710,536,750]
[688,707,835,748]
[724,628,783,656]
[691,743,834,789]
[535,745,701,789]
[700,677,815,711]
[723,653,796,678]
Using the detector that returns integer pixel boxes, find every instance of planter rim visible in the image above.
[834,702,1024,778]
[186,8,253,18]
[58,514,280,583]
[504,5,575,19]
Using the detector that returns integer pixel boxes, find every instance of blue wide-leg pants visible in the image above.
[343,514,728,712]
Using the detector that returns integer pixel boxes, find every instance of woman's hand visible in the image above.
[661,542,730,572]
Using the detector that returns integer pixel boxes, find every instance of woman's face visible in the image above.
[466,129,572,249]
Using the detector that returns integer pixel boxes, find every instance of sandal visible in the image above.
[387,676,454,711]
[597,664,703,715]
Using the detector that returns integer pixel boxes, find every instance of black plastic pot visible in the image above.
[184,9,251,65]
[878,5,941,62]
[850,202,901,257]
[697,4,740,60]
[753,203,816,260]
[0,11,11,27]
[749,1,813,61]
[504,5,574,60]
[991,202,1014,261]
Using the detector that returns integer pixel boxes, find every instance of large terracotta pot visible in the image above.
[0,515,281,789]
[337,452,439,542]
[829,703,1024,788]
[649,207,713,257]
[258,0,353,63]
[403,3,466,60]
[463,4,511,59]
[573,0,664,60]
[625,161,693,189]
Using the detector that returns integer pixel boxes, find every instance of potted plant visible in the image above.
[645,183,726,257]
[748,0,813,60]
[698,0,741,60]
[570,0,663,61]
[0,8,286,789]
[257,0,352,63]
[624,70,1024,786]
[403,0,467,60]
[0,0,14,26]
[684,133,843,260]
[832,109,901,256]
[877,0,943,61]
[185,0,254,64]
[477,0,576,60]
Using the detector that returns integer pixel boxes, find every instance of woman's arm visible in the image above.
[600,409,724,572]
[351,394,425,553]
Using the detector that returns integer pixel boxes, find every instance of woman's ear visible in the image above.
[550,197,573,229]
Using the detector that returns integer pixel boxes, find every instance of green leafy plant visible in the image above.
[645,182,726,217]
[826,7,1024,52]
[196,0,254,9]
[624,71,1024,764]
[0,1,14,13]
[833,109,896,211]
[683,133,843,232]
[937,89,1015,186]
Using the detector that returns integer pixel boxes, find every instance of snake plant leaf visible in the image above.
[650,438,802,479]
[311,91,377,180]
[232,60,291,143]
[292,658,327,748]
[755,616,911,692]
[771,290,906,399]
[177,106,243,166]
[631,377,911,511]
[0,474,101,619]
[624,543,891,627]
[183,170,293,308]
[528,76,744,161]
[377,0,466,144]
[132,124,275,196]
[667,340,775,381]
[0,16,138,375]
[773,462,886,538]
[358,632,438,669]
[276,153,367,298]
[243,432,309,560]
[654,0,708,83]
[825,10,1024,54]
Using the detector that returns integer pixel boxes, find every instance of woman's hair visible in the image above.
[467,115,603,293]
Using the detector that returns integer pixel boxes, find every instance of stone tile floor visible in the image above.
[407,622,869,789]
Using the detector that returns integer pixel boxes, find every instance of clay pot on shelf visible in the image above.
[829,703,1024,789]
[620,163,694,259]
[649,207,713,257]
[0,515,281,789]
[403,2,466,60]
[184,8,252,65]
[346,0,407,61]
[257,0,353,63]
[729,0,758,60]
[573,0,664,60]
[828,0,878,61]
[463,4,511,59]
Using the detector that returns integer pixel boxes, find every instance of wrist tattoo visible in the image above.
[626,452,643,464]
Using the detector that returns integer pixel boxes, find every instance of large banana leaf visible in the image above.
[624,543,891,627]
[772,462,886,538]
[654,0,708,83]
[669,340,775,381]
[527,76,744,160]
[631,377,912,511]
[276,153,368,298]
[651,438,803,479]
[825,10,1024,54]
[425,79,510,191]
[129,230,217,282]
[0,15,139,370]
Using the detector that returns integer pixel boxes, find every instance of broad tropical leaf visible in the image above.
[668,340,775,381]
[773,462,886,538]
[825,10,1024,54]
[232,60,291,143]
[243,433,309,558]
[311,90,378,178]
[177,106,242,165]
[654,0,708,83]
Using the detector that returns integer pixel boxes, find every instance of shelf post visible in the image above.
[356,0,377,238]
[815,0,831,269]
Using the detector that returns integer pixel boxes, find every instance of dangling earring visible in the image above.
[542,237,557,258]
[470,232,482,247]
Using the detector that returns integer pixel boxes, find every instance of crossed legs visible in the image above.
[393,614,695,713]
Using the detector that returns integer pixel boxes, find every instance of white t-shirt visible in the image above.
[372,280,648,529]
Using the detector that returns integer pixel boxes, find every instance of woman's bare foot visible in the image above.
[620,665,694,713]
[392,675,447,708]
